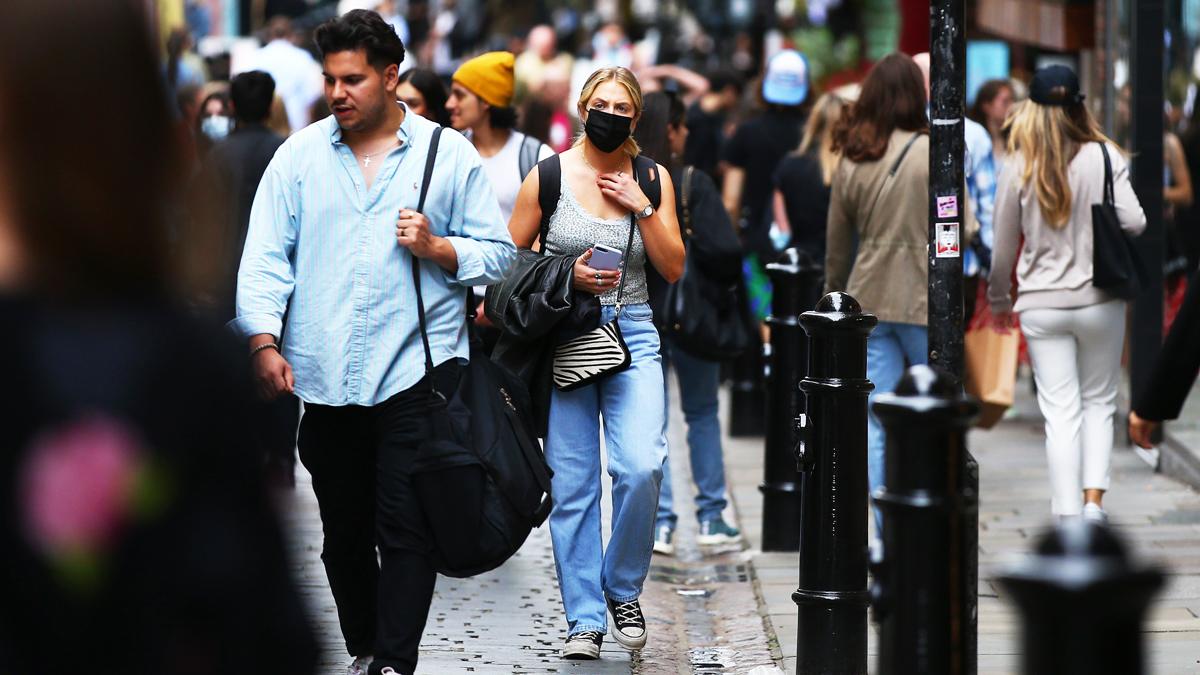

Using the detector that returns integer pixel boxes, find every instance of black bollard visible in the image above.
[870,365,979,675]
[793,292,876,673]
[996,522,1164,675]
[760,248,824,551]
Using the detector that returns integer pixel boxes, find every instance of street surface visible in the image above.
[286,373,1200,674]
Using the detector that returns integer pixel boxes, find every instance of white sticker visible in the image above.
[936,222,961,258]
[936,195,959,219]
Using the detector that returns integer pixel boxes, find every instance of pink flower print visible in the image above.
[21,416,144,558]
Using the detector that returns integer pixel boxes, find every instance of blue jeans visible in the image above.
[866,322,928,532]
[544,303,667,636]
[655,340,729,528]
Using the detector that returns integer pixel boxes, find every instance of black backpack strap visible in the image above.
[681,165,695,239]
[410,126,445,382]
[536,154,561,253]
[518,134,543,181]
[633,154,662,210]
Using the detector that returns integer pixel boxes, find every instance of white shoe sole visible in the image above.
[652,541,674,555]
[697,533,743,546]
[610,626,647,650]
[562,639,601,660]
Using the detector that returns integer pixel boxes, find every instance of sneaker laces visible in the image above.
[612,600,645,628]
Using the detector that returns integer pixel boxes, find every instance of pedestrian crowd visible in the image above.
[2,2,1199,675]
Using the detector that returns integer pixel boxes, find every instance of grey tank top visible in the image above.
[542,178,648,306]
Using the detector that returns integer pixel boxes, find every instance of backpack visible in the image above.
[408,127,553,578]
[518,134,546,182]
[535,152,662,244]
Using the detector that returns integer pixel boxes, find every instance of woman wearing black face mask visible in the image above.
[503,66,684,661]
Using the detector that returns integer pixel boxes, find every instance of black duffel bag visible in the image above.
[407,127,552,578]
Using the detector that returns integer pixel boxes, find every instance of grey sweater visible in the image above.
[988,142,1147,314]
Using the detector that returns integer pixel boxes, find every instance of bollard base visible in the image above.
[793,588,870,675]
[759,482,801,551]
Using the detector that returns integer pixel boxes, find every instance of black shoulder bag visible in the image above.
[409,126,554,578]
[662,165,752,361]
[1092,142,1146,300]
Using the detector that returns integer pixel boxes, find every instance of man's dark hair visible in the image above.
[489,106,517,130]
[230,71,276,124]
[314,9,406,70]
[707,69,744,95]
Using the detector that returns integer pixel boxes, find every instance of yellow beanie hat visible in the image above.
[453,51,516,109]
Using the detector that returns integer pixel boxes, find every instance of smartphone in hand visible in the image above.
[590,244,623,271]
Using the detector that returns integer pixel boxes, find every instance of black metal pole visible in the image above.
[761,248,823,551]
[1129,0,1165,408]
[929,4,978,669]
[871,365,978,675]
[996,522,1165,675]
[793,292,877,674]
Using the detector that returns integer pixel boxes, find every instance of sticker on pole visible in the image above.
[936,195,959,218]
[936,222,961,258]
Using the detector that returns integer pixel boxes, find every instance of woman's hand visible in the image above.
[572,249,621,295]
[597,170,651,214]
[1128,411,1160,449]
[990,310,1016,334]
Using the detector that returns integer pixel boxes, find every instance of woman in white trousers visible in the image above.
[988,65,1146,521]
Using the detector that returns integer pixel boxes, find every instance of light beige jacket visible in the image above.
[987,142,1147,314]
[824,129,977,326]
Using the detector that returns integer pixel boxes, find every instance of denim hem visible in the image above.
[606,591,641,603]
[695,508,727,524]
[655,513,677,528]
[569,624,607,636]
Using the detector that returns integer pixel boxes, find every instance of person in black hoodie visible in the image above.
[636,90,745,555]
[1129,269,1200,449]
[0,3,317,674]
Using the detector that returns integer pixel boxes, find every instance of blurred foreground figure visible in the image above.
[0,3,318,674]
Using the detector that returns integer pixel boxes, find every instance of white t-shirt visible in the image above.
[479,131,555,224]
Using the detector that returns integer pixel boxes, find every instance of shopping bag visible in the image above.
[964,326,1019,429]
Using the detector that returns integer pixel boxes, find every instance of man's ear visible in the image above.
[383,63,400,91]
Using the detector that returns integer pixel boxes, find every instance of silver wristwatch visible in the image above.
[635,203,655,219]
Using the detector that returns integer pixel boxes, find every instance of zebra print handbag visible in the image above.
[551,216,637,392]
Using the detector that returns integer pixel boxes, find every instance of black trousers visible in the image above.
[297,362,459,675]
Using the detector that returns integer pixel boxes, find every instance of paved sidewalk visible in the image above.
[726,376,1200,675]
[283,375,781,675]
[284,371,1200,674]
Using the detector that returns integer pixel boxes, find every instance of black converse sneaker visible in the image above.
[562,630,603,660]
[605,596,647,649]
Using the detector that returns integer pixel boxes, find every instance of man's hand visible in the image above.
[251,344,294,401]
[396,208,459,273]
[1128,411,1160,449]
[396,208,440,258]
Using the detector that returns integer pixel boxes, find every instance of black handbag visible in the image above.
[408,126,553,578]
[1092,142,1146,300]
[662,166,751,361]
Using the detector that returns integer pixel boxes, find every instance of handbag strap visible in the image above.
[860,131,921,235]
[1098,142,1115,206]
[681,165,695,240]
[611,158,648,312]
[410,125,445,380]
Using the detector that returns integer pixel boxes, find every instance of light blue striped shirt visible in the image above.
[231,106,515,406]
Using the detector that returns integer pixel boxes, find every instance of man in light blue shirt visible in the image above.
[231,10,513,675]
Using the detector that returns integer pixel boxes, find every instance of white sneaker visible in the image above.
[1083,503,1108,523]
[562,630,604,659]
[346,656,373,675]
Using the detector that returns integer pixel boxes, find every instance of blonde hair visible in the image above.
[1004,99,1115,227]
[574,66,643,157]
[797,90,855,186]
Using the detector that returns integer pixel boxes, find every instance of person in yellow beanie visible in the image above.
[449,51,554,350]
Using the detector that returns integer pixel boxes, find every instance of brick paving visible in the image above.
[285,369,1200,675]
[283,375,781,675]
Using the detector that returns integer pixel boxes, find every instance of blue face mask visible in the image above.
[200,115,233,141]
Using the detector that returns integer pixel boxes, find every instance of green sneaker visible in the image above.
[697,518,742,546]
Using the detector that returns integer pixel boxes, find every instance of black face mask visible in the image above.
[584,108,632,153]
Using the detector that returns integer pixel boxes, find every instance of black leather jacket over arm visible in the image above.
[486,250,600,436]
